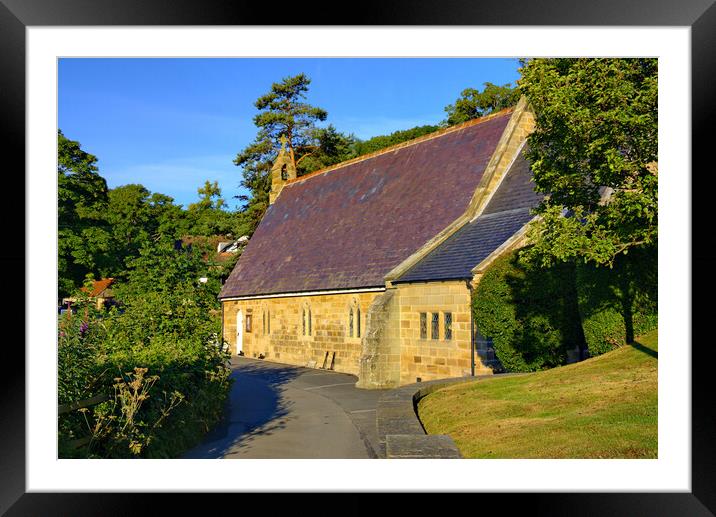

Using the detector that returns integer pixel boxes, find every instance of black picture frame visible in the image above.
[3,0,713,514]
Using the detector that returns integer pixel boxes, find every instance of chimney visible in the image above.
[269,135,297,204]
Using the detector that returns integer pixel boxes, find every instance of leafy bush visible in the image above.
[58,240,232,458]
[576,243,658,356]
[472,247,585,372]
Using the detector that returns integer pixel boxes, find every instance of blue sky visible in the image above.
[58,58,521,209]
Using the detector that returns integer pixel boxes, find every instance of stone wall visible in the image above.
[223,282,492,386]
[222,291,381,376]
[357,289,402,389]
[394,280,492,385]
[357,280,494,388]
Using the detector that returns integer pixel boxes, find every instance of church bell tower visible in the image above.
[269,135,297,204]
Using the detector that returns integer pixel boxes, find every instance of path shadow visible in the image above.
[182,358,304,458]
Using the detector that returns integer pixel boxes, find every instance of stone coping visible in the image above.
[377,375,486,459]
[377,373,524,458]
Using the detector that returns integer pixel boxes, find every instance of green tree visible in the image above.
[444,82,520,126]
[234,73,350,236]
[58,236,232,458]
[187,180,235,236]
[251,73,328,170]
[106,184,187,275]
[190,180,226,211]
[352,124,440,156]
[296,124,358,173]
[58,130,112,297]
[518,58,658,267]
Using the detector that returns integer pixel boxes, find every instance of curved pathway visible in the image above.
[183,356,387,459]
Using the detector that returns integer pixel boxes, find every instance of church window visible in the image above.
[267,311,271,334]
[349,308,354,337]
[308,307,312,336]
[420,313,427,339]
[356,307,361,338]
[281,164,288,181]
[431,313,439,340]
[444,312,452,340]
[246,314,252,333]
[302,308,306,335]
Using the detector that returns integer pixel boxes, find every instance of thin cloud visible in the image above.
[106,155,247,209]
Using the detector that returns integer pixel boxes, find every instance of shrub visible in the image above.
[576,243,658,356]
[472,247,585,372]
[57,240,233,458]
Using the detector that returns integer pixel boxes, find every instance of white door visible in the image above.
[236,309,244,355]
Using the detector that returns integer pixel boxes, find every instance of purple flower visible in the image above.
[79,322,89,337]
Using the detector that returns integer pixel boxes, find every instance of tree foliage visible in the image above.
[106,184,187,276]
[58,238,231,458]
[186,180,236,236]
[576,243,658,356]
[472,248,585,372]
[444,82,520,126]
[252,73,328,167]
[58,130,113,297]
[518,58,658,267]
[58,130,241,298]
[233,73,354,236]
[353,125,440,156]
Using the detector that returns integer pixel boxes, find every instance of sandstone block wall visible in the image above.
[356,279,493,388]
[222,291,380,376]
[356,289,402,389]
[394,280,487,385]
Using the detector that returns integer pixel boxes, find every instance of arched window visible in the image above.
[308,307,312,336]
[348,307,354,337]
[267,310,271,335]
[281,164,288,181]
[302,307,306,335]
[348,300,361,338]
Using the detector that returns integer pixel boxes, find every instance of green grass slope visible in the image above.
[418,330,658,458]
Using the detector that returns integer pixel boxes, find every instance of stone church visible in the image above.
[219,97,542,388]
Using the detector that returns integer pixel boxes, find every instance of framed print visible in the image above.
[3,0,714,514]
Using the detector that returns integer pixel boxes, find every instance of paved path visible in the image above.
[183,356,388,459]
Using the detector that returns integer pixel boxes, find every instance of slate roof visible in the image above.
[219,110,513,299]
[396,150,543,283]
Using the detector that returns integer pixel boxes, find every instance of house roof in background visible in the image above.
[219,110,513,299]
[396,150,543,283]
[81,277,115,297]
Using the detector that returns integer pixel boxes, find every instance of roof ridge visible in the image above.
[285,107,515,186]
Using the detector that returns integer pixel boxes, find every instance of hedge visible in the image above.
[576,243,658,356]
[472,248,585,372]
[472,244,658,371]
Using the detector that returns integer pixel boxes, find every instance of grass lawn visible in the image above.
[418,329,658,458]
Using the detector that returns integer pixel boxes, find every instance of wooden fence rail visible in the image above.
[58,393,110,450]
[58,393,110,415]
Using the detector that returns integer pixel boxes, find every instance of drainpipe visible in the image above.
[468,282,475,377]
[220,301,224,350]
[470,310,475,377]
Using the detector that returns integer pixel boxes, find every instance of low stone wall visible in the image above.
[377,376,484,458]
